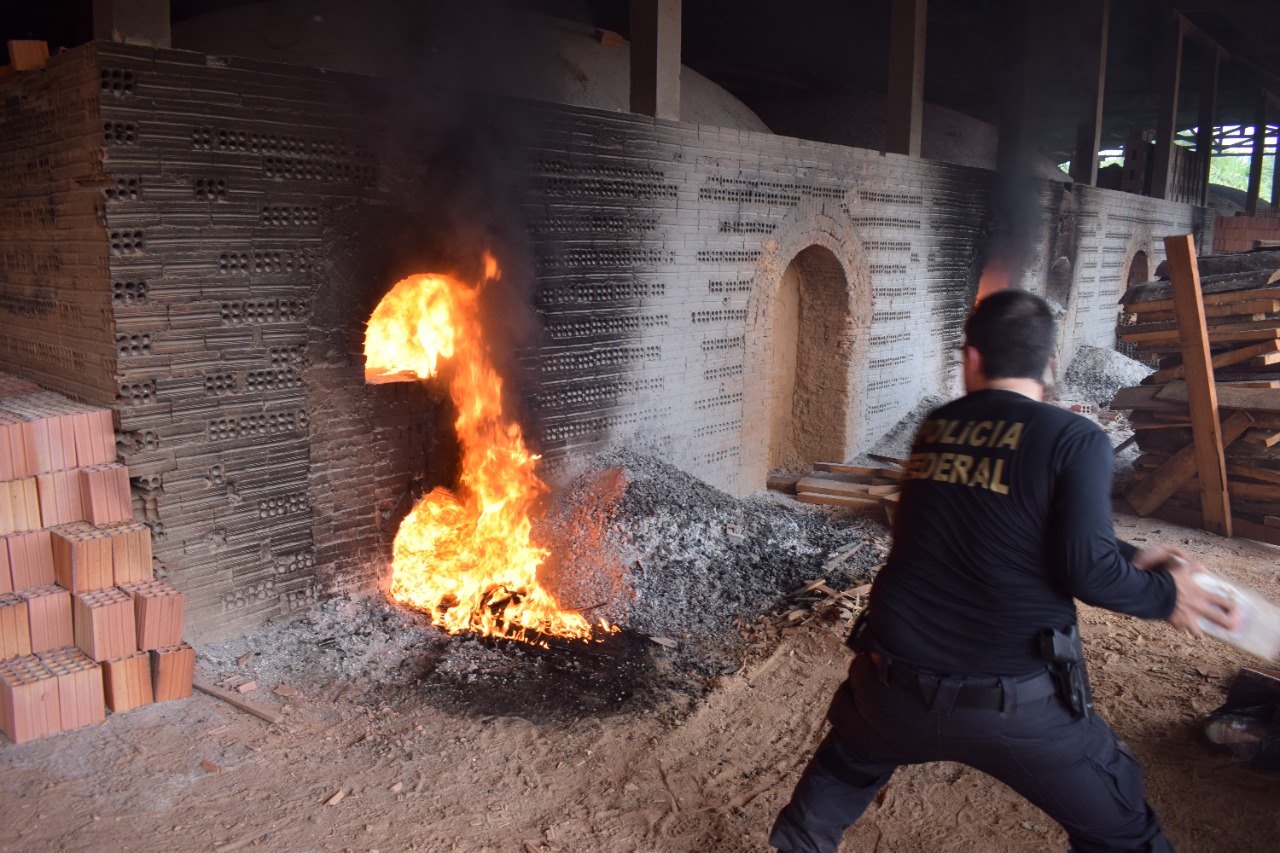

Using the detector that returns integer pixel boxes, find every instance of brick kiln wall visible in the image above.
[0,48,117,405]
[0,42,1210,640]
[1,43,448,640]
[518,105,1210,495]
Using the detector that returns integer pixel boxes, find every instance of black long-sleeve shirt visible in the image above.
[869,389,1177,675]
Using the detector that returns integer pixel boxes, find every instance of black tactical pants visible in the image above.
[770,653,1171,853]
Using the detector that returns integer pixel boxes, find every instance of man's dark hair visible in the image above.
[964,288,1056,380]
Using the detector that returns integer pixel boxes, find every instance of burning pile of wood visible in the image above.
[1112,246,1280,544]
[0,372,192,744]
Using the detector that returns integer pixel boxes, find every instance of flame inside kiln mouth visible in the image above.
[363,257,614,645]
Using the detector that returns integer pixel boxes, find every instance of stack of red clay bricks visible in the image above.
[0,373,193,744]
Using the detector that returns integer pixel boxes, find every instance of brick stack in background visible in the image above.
[88,41,402,631]
[1213,214,1280,254]
[0,373,190,744]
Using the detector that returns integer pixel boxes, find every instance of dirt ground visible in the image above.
[2,508,1279,853]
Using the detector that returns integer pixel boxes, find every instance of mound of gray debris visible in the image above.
[1058,345,1153,407]
[537,449,881,641]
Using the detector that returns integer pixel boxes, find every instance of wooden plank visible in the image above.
[1224,478,1280,502]
[867,453,908,467]
[1152,503,1280,547]
[1227,381,1280,389]
[1124,410,1252,516]
[765,473,801,494]
[1125,268,1280,305]
[795,477,881,498]
[1149,339,1280,383]
[1127,309,1269,325]
[812,462,906,480]
[1242,429,1280,448]
[1119,320,1280,346]
[193,679,283,725]
[1174,474,1280,504]
[1110,384,1188,412]
[1126,285,1280,313]
[795,492,883,513]
[1165,234,1232,536]
[1225,462,1280,486]
[1154,251,1280,280]
[1129,298,1280,320]
[1158,379,1280,414]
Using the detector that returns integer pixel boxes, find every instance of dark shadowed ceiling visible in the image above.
[4,0,1279,165]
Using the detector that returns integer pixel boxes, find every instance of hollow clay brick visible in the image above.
[0,655,60,743]
[102,650,152,713]
[4,529,55,591]
[18,585,73,653]
[150,642,194,702]
[72,588,135,662]
[0,594,32,660]
[49,522,113,593]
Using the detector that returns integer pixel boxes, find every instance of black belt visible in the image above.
[868,652,1058,712]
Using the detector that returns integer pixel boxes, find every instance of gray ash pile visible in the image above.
[1057,345,1153,407]
[537,449,880,642]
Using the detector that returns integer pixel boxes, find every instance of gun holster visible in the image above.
[1039,625,1094,719]
[845,609,873,654]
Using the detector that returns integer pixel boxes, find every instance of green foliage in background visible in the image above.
[1210,154,1275,199]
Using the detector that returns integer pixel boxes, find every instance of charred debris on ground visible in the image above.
[198,451,885,723]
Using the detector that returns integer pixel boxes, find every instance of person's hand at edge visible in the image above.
[1134,547,1242,637]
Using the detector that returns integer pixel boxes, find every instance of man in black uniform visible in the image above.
[770,289,1241,853]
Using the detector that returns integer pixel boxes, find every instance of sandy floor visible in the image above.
[2,509,1279,853]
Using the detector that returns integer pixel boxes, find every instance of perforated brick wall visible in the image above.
[0,42,1210,640]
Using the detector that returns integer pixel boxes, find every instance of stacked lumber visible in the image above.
[772,461,905,525]
[1113,247,1280,544]
[1117,270,1280,365]
[0,372,190,744]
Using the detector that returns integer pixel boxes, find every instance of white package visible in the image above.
[1191,571,1280,661]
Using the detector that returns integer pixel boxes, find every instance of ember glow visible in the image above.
[364,258,611,644]
[976,256,1012,302]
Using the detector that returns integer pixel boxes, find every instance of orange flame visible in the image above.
[976,257,1012,302]
[364,257,609,644]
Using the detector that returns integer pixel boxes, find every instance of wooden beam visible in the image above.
[1153,503,1280,548]
[813,462,905,480]
[193,680,283,725]
[1071,0,1109,186]
[1159,379,1280,414]
[1150,339,1280,383]
[1173,10,1232,60]
[1196,47,1220,207]
[1274,130,1280,209]
[886,0,926,157]
[1124,282,1280,313]
[1165,234,1232,535]
[1226,462,1280,486]
[629,0,681,120]
[1118,324,1280,348]
[1152,12,1184,200]
[1247,91,1268,216]
[1124,410,1252,516]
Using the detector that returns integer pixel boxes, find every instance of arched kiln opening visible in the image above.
[1117,248,1153,362]
[1128,250,1151,287]
[768,245,852,473]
